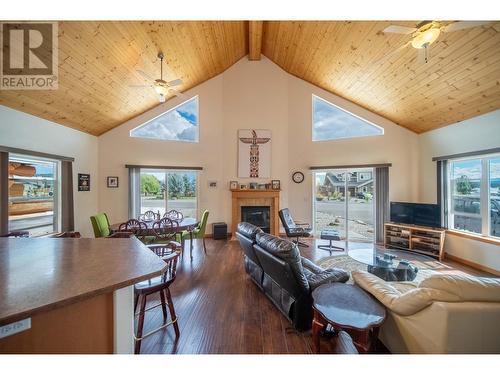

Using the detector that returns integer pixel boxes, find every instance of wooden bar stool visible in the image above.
[134,244,180,354]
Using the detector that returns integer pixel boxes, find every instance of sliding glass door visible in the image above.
[139,169,198,219]
[313,168,375,243]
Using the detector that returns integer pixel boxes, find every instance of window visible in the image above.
[130,96,199,142]
[447,154,500,238]
[8,154,60,236]
[138,169,198,219]
[312,95,383,141]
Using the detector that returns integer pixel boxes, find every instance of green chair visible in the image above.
[180,210,209,256]
[90,213,111,238]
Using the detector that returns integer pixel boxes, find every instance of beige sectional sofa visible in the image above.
[352,270,500,353]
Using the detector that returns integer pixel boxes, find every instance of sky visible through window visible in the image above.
[312,95,383,141]
[131,96,199,142]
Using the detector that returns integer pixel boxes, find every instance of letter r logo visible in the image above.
[2,23,53,75]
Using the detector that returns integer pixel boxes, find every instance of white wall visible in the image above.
[0,105,99,237]
[418,109,500,271]
[98,57,419,233]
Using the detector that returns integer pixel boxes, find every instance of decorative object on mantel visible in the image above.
[238,129,271,178]
[292,171,305,184]
[249,182,258,189]
[239,183,247,190]
[208,181,217,188]
[107,176,119,188]
[271,180,280,190]
[229,181,238,190]
[78,173,90,191]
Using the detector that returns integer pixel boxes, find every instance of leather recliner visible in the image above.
[252,231,349,330]
[236,222,265,289]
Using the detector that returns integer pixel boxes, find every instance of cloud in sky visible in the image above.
[312,96,383,141]
[131,97,198,142]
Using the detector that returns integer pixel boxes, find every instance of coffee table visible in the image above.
[348,247,435,281]
[312,283,386,354]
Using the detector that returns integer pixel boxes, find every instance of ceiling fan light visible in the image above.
[159,94,166,103]
[411,28,441,49]
[154,84,169,96]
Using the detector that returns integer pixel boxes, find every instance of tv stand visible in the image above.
[384,223,445,261]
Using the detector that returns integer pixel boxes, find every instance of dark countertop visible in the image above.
[0,238,167,325]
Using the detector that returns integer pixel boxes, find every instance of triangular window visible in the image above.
[130,96,199,142]
[312,95,383,141]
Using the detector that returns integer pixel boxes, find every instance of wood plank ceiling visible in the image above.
[0,21,499,135]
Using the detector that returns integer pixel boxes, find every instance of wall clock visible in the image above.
[292,171,305,184]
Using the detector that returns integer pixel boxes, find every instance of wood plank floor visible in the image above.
[138,237,490,354]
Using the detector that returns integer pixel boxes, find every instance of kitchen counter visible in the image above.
[0,237,167,353]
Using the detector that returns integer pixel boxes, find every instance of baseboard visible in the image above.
[445,253,500,276]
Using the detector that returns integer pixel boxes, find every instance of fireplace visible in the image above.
[231,189,280,238]
[241,206,271,233]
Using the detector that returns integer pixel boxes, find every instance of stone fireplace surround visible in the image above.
[231,189,280,238]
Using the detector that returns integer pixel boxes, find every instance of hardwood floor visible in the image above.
[138,237,490,354]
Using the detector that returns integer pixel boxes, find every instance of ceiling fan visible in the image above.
[381,21,492,64]
[130,52,185,102]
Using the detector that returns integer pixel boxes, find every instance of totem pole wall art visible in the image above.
[238,129,271,178]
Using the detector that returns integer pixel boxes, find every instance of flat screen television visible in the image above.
[390,202,441,228]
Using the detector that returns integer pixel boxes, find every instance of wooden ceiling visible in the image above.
[0,21,499,135]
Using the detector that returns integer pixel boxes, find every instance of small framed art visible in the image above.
[107,176,119,188]
[230,181,238,190]
[271,180,281,190]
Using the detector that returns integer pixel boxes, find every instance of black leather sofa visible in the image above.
[236,222,349,330]
[235,222,265,289]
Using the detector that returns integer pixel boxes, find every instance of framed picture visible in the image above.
[208,180,217,188]
[78,173,90,191]
[107,176,119,188]
[239,184,247,190]
[271,179,280,190]
[230,181,238,190]
[249,182,258,190]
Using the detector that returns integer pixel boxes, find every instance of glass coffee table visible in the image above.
[348,247,436,281]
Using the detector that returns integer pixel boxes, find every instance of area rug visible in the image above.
[316,255,434,284]
[316,255,366,284]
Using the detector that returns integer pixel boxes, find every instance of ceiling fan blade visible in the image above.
[383,25,417,35]
[169,88,187,99]
[373,41,411,65]
[167,78,183,87]
[129,84,153,88]
[136,70,155,82]
[442,21,492,33]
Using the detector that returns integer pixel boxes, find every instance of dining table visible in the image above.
[110,217,200,259]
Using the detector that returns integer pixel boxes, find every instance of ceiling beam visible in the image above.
[248,21,263,61]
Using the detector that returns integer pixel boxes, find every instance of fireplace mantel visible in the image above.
[231,189,280,238]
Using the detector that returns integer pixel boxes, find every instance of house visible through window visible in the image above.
[8,154,60,236]
[312,95,383,141]
[447,154,500,238]
[130,96,199,142]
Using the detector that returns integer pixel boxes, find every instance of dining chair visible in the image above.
[118,219,149,243]
[134,245,180,354]
[179,210,209,255]
[151,218,182,251]
[163,209,184,222]
[90,213,111,238]
[138,210,160,221]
